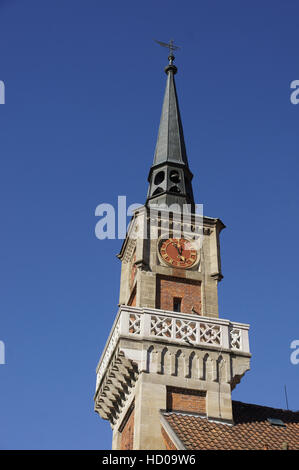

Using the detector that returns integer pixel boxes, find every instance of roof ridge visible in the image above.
[232,400,299,415]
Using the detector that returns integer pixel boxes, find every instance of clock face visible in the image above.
[159,238,198,269]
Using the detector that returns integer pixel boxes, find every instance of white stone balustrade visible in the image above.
[96,306,250,390]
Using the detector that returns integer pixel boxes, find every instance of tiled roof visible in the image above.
[162,401,299,450]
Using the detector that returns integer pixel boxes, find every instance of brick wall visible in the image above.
[156,275,201,315]
[167,387,206,414]
[128,286,136,306]
[129,253,137,290]
[161,426,177,450]
[120,406,134,450]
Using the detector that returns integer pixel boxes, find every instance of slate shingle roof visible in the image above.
[162,401,299,450]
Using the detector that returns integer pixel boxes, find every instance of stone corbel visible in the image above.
[210,272,223,282]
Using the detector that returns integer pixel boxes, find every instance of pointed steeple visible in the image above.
[146,53,195,212]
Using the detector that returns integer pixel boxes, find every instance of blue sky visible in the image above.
[0,0,298,449]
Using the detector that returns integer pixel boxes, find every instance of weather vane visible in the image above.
[154,39,180,59]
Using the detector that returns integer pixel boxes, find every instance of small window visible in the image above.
[267,418,286,427]
[154,170,165,185]
[173,297,182,312]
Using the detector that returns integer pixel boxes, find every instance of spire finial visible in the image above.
[146,39,195,211]
[154,39,180,74]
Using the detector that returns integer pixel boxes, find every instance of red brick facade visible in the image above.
[128,286,136,307]
[129,252,137,290]
[156,275,201,315]
[167,387,206,414]
[120,406,134,450]
[161,426,177,450]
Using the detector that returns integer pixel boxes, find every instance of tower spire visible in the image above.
[146,42,195,212]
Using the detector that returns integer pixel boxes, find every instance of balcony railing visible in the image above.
[96,305,250,388]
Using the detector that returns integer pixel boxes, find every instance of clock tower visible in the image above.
[94,52,251,450]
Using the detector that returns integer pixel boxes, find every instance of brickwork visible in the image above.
[128,286,136,306]
[161,426,177,450]
[129,252,137,290]
[156,276,201,315]
[167,387,206,414]
[120,406,134,450]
